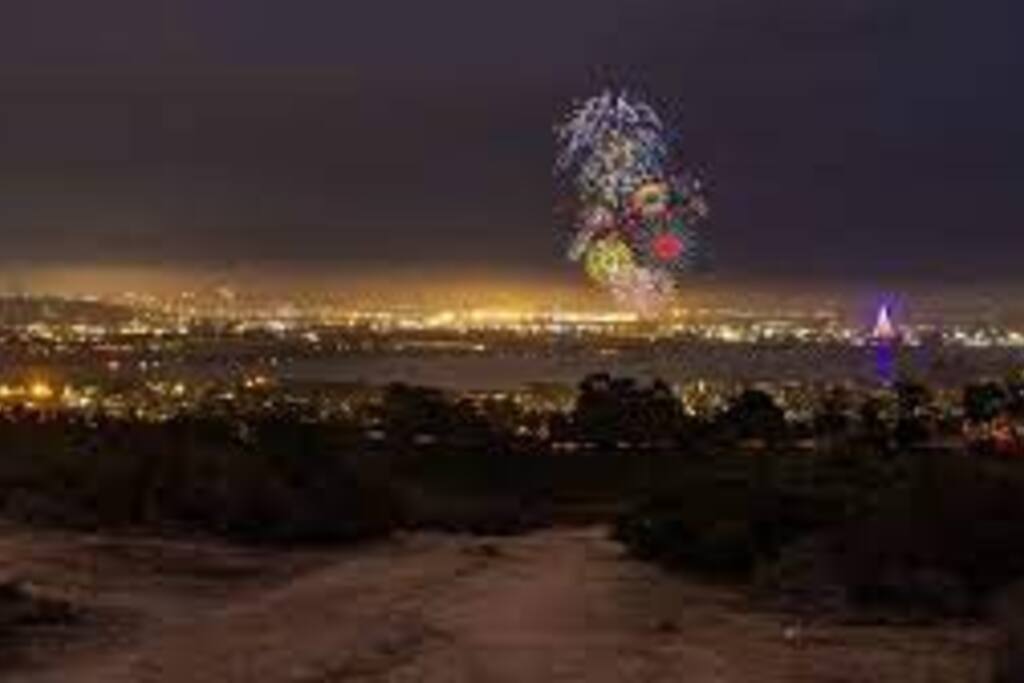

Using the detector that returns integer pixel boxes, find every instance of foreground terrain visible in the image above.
[0,525,993,682]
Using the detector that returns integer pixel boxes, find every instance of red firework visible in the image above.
[652,232,684,262]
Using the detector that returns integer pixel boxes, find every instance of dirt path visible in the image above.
[379,528,730,682]
[6,528,993,683]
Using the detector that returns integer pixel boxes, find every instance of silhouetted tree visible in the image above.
[1004,376,1024,419]
[857,396,891,454]
[964,382,1007,424]
[718,389,787,446]
[893,380,932,450]
[637,379,690,449]
[573,374,617,448]
[814,388,851,453]
[378,383,454,445]
[573,374,688,450]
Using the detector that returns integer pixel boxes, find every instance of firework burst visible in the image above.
[555,90,711,312]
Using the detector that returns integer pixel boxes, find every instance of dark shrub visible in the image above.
[826,456,1024,614]
[995,583,1024,683]
[0,416,401,545]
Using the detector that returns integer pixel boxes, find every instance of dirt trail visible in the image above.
[379,529,732,683]
[6,528,992,683]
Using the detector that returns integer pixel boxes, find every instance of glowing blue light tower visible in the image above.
[872,304,899,385]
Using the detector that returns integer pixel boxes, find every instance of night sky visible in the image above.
[1,1,1022,283]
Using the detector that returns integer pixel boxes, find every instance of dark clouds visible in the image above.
[0,0,1022,280]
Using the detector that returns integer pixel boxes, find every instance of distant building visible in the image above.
[872,304,898,342]
[872,304,899,384]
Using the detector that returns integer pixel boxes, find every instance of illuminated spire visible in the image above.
[872,304,897,341]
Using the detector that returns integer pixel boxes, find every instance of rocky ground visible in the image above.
[0,525,995,682]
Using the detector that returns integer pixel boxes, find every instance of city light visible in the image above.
[29,381,55,401]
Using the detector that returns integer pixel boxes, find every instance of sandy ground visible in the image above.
[0,526,994,682]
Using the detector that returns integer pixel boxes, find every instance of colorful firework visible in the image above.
[584,235,635,284]
[631,181,672,218]
[609,266,676,313]
[555,90,711,311]
[651,231,685,262]
[555,91,666,175]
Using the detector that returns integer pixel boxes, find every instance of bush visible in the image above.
[825,456,1024,615]
[995,583,1024,683]
[613,478,760,577]
[617,449,1024,618]
[0,416,402,544]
